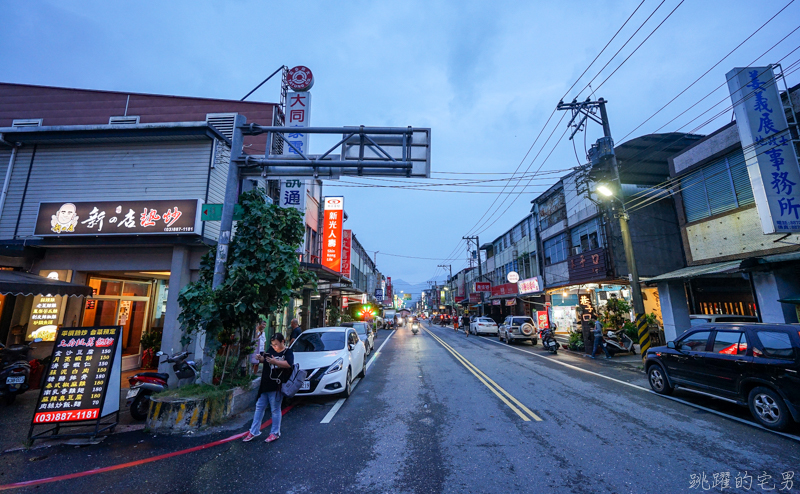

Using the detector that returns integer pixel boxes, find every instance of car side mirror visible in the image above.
[667,341,680,350]
[348,344,355,351]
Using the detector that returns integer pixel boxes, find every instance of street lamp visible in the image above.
[596,184,614,197]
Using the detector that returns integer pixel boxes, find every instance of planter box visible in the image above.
[146,377,260,434]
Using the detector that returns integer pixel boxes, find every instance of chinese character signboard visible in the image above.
[568,248,607,284]
[31,326,122,428]
[475,282,491,292]
[341,230,352,278]
[491,283,518,297]
[469,293,481,303]
[517,276,542,295]
[26,270,72,341]
[284,91,311,157]
[34,200,200,236]
[322,197,344,272]
[727,66,800,233]
[577,293,595,322]
[279,178,308,213]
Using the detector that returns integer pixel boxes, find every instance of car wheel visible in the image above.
[499,332,504,343]
[130,394,151,421]
[748,386,790,431]
[507,334,513,345]
[342,368,353,398]
[532,339,538,346]
[647,365,673,395]
[358,358,366,379]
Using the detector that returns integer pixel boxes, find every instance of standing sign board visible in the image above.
[341,230,352,278]
[322,197,344,272]
[29,326,122,442]
[537,311,550,329]
[727,66,800,233]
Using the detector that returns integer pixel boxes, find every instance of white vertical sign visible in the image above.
[727,66,800,233]
[284,92,311,157]
[279,178,308,213]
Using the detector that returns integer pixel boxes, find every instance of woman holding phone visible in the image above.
[242,333,294,443]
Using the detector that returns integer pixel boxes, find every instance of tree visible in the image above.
[598,296,631,332]
[178,188,316,384]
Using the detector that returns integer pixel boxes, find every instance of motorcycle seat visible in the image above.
[136,372,169,381]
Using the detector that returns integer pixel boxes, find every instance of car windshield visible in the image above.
[292,332,345,352]
[478,318,494,323]
[511,317,533,325]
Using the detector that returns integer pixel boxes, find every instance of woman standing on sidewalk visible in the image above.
[243,333,294,443]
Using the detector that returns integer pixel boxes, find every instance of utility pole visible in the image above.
[463,235,485,316]
[557,97,650,357]
[438,264,452,316]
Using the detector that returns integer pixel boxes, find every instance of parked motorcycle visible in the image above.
[0,339,41,405]
[539,328,559,355]
[603,329,635,355]
[126,350,198,420]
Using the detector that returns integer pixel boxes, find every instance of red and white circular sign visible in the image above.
[287,66,314,91]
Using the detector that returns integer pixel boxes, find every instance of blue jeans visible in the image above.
[249,390,283,436]
[592,336,611,358]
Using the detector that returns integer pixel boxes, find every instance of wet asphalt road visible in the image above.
[1,322,799,493]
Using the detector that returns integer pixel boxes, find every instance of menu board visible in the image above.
[32,326,122,424]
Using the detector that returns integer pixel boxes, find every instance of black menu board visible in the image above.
[32,326,121,424]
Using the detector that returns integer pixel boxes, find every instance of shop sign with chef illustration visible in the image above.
[28,326,122,442]
[34,200,201,236]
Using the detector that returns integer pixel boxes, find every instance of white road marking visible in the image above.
[321,330,395,424]
[430,324,800,443]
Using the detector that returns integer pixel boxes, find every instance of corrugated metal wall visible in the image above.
[0,141,215,240]
[203,139,231,241]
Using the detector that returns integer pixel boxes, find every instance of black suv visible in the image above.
[645,323,800,431]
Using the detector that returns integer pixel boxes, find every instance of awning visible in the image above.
[778,298,800,305]
[0,271,92,297]
[646,260,742,283]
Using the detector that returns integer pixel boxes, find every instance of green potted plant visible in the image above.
[140,329,163,369]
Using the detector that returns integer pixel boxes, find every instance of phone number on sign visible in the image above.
[33,409,100,423]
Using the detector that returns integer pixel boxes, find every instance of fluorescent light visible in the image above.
[597,185,613,197]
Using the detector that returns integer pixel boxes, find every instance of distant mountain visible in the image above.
[390,278,434,302]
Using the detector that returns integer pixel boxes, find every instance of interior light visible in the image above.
[597,185,613,197]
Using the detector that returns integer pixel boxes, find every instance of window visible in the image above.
[543,233,569,266]
[681,149,754,223]
[680,331,711,352]
[712,331,747,355]
[755,331,794,358]
[570,218,602,255]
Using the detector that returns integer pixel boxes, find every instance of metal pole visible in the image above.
[476,235,483,317]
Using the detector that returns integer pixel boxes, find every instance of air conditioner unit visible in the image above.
[571,246,581,256]
[512,250,518,258]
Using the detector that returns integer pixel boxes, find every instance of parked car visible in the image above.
[470,317,499,336]
[645,323,800,431]
[690,315,758,327]
[499,316,538,345]
[291,327,366,398]
[340,322,375,356]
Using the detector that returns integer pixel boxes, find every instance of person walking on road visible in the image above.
[453,315,459,332]
[590,317,611,359]
[462,314,471,337]
[243,333,294,443]
[288,318,302,347]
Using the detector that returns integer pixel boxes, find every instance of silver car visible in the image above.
[341,322,375,356]
[499,316,538,345]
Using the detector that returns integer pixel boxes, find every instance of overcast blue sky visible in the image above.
[2,0,799,286]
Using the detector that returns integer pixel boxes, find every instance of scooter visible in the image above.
[0,339,40,405]
[603,329,636,355]
[539,328,559,355]
[126,350,198,420]
[411,322,420,335]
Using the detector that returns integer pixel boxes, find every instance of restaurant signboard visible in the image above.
[34,200,201,236]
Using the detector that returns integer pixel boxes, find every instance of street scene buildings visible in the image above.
[1,2,800,493]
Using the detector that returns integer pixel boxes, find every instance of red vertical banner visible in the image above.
[341,229,352,278]
[386,277,393,305]
[322,197,344,272]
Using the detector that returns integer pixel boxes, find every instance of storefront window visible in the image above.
[88,278,122,296]
[83,276,152,358]
[122,282,150,297]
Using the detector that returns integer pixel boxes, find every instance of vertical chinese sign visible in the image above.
[30,326,122,436]
[386,277,393,307]
[284,91,311,157]
[727,66,800,233]
[341,229,352,278]
[279,178,308,213]
[322,197,344,272]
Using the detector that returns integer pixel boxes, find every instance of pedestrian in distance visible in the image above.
[589,317,611,359]
[288,318,302,347]
[462,314,471,336]
[250,320,267,374]
[453,316,459,332]
[243,333,294,443]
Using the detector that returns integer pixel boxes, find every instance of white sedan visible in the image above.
[470,317,499,336]
[290,327,366,398]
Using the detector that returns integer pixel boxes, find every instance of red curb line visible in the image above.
[0,405,294,491]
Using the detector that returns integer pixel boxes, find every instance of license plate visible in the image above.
[6,376,24,384]
[300,381,310,391]
[126,388,140,399]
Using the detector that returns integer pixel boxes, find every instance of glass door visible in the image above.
[119,300,148,356]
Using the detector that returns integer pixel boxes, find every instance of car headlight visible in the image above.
[325,358,344,375]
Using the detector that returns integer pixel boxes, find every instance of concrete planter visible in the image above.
[146,377,260,434]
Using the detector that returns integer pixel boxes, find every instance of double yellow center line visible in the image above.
[423,327,542,422]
